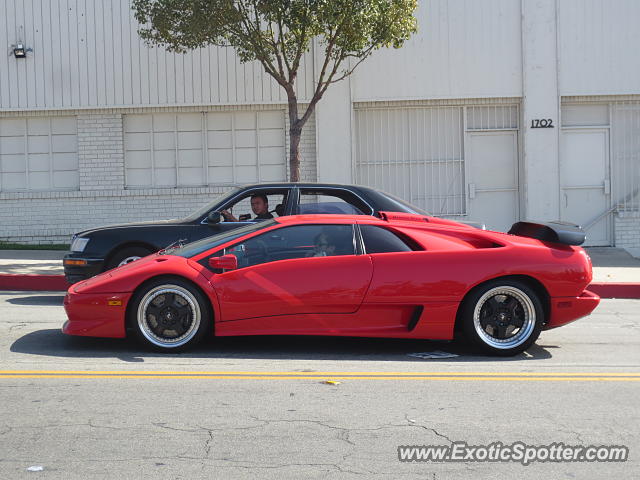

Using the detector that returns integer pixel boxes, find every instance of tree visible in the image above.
[133,0,418,182]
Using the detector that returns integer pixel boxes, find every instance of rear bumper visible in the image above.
[544,290,600,330]
[63,253,105,284]
[63,289,130,338]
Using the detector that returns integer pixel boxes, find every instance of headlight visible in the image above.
[70,237,90,252]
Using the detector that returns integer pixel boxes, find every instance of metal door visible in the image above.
[560,128,611,246]
[466,131,519,232]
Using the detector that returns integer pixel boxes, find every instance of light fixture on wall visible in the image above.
[9,26,32,59]
[10,43,32,58]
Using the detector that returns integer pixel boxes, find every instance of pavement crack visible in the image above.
[248,416,357,448]
[403,414,455,444]
[204,429,214,458]
[88,420,131,431]
[152,422,202,433]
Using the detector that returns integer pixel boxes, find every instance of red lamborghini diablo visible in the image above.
[63,212,599,356]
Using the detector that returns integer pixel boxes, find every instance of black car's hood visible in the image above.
[76,218,187,237]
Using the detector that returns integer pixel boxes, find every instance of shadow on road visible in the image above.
[10,329,554,363]
[7,295,65,306]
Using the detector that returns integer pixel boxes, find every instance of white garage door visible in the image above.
[124,111,286,188]
[0,117,78,191]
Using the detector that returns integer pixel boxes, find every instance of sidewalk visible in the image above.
[0,247,638,298]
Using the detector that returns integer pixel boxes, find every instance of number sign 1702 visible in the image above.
[531,119,554,128]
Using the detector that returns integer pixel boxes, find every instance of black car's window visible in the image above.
[224,224,356,269]
[297,189,372,215]
[362,188,430,215]
[360,225,418,254]
[220,190,288,222]
[170,220,277,258]
[182,187,242,222]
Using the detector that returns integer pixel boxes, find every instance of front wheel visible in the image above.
[460,279,544,356]
[107,246,153,270]
[129,277,210,352]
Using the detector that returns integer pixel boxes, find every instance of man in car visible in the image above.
[222,194,274,222]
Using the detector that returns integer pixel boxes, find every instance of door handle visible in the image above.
[468,183,476,199]
[603,179,611,195]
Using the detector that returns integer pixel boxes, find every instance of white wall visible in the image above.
[0,0,314,110]
[559,0,640,96]
[351,0,523,101]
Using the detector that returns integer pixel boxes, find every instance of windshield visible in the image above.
[181,187,242,222]
[168,220,277,258]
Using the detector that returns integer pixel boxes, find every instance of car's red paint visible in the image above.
[209,255,373,321]
[63,291,132,338]
[209,254,238,270]
[63,213,599,345]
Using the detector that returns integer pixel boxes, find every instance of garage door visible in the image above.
[0,117,78,191]
[124,111,286,188]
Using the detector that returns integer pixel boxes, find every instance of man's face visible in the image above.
[251,197,268,215]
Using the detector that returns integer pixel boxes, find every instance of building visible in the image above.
[1,0,639,254]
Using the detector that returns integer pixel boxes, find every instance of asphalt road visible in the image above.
[0,292,638,479]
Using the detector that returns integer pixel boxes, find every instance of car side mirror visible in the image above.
[207,211,222,225]
[209,254,238,271]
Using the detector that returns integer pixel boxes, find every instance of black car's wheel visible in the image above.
[129,277,210,352]
[107,246,153,270]
[460,279,544,356]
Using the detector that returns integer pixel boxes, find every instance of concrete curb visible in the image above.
[1,274,640,300]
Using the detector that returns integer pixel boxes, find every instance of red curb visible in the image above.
[0,274,70,292]
[588,283,640,300]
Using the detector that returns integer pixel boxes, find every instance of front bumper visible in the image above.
[544,289,600,330]
[63,289,131,338]
[63,253,105,284]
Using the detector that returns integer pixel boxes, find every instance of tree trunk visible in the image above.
[286,89,302,182]
[289,126,302,182]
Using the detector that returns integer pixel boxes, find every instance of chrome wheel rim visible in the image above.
[118,256,142,267]
[137,285,201,348]
[473,286,536,350]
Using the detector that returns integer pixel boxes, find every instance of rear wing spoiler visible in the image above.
[508,221,586,246]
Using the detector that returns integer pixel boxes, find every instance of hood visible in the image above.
[75,218,185,237]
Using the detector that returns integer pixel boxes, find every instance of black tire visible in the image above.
[459,279,544,356]
[128,277,211,352]
[106,246,153,270]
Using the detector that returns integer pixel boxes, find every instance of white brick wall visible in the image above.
[614,212,640,249]
[0,107,318,245]
[78,114,125,190]
[0,187,232,244]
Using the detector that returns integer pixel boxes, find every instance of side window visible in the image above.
[298,189,372,215]
[220,191,288,222]
[360,225,416,254]
[226,224,356,269]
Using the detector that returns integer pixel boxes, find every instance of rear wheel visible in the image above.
[460,279,544,356]
[129,277,210,352]
[106,246,153,270]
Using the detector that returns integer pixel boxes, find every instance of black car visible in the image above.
[63,183,434,283]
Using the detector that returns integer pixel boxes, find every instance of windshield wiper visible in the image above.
[159,238,188,255]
